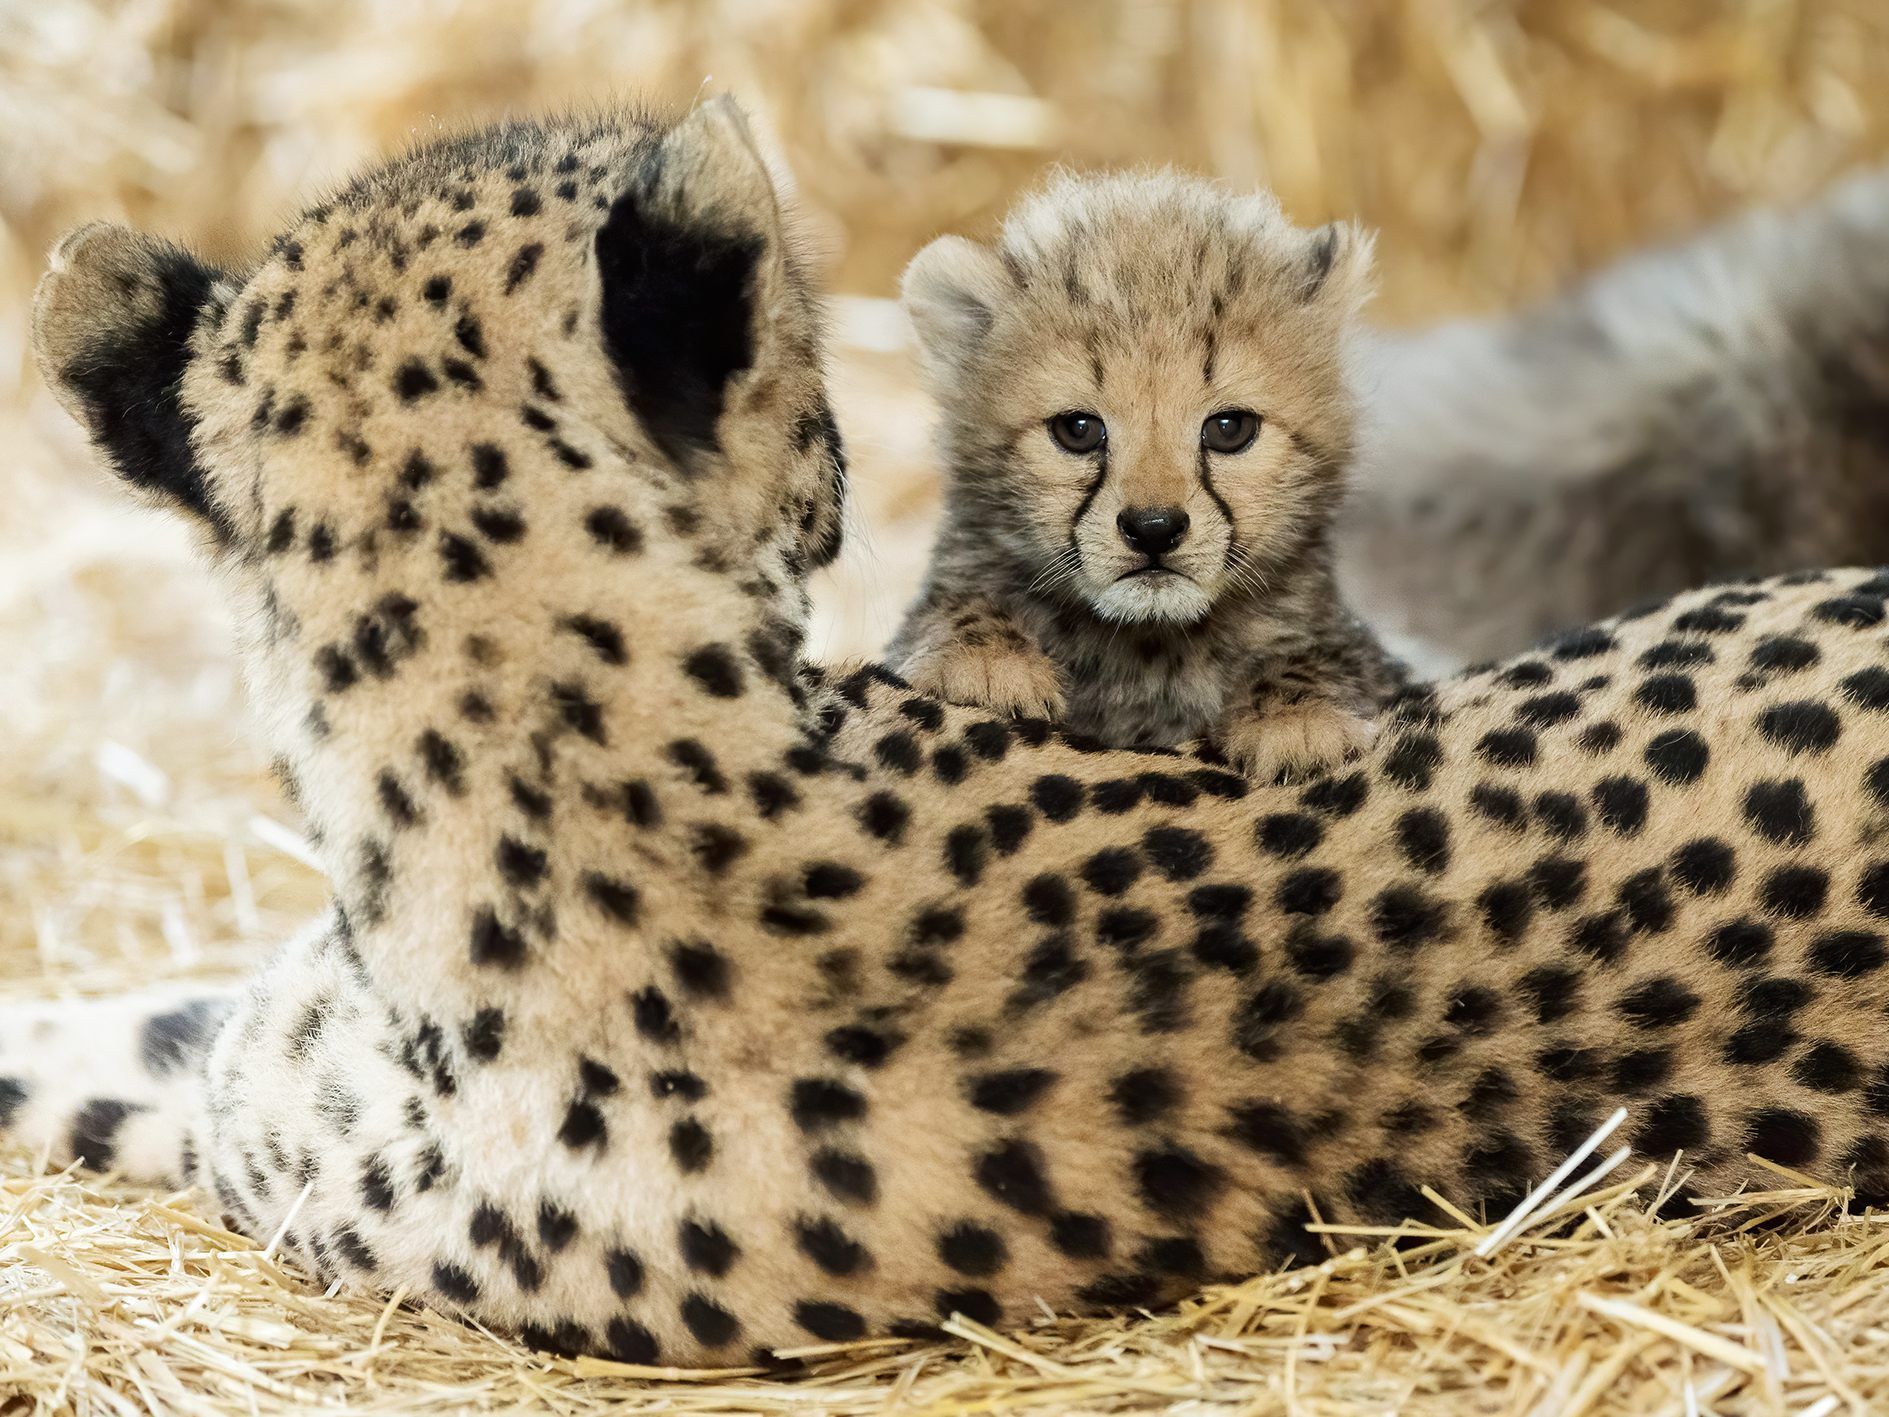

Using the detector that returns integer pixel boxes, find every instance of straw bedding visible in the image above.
[6,1,1889,1410]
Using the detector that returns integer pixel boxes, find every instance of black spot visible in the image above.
[1143,826,1213,881]
[1633,674,1696,715]
[1517,692,1581,727]
[1276,867,1342,916]
[945,826,988,884]
[1744,1108,1820,1166]
[438,531,491,582]
[1840,666,1889,711]
[1371,884,1450,950]
[1225,1101,1306,1167]
[1478,881,1534,946]
[1256,813,1323,859]
[557,1099,607,1149]
[810,1149,877,1206]
[1527,856,1586,911]
[1669,838,1735,895]
[1302,772,1368,816]
[1049,1211,1112,1259]
[1744,779,1814,845]
[933,1289,1002,1326]
[585,505,643,553]
[969,1068,1057,1114]
[1382,733,1443,791]
[1617,977,1700,1029]
[1134,1146,1226,1217]
[431,1262,480,1304]
[1751,636,1819,673]
[1533,791,1587,840]
[140,999,227,1076]
[683,644,744,697]
[1553,626,1616,658]
[1812,595,1884,628]
[1809,929,1885,977]
[1795,1041,1861,1092]
[462,1008,505,1062]
[1759,864,1828,919]
[393,359,439,401]
[1643,729,1709,786]
[1395,808,1452,875]
[790,1078,867,1131]
[1469,784,1527,831]
[1576,721,1622,755]
[1591,777,1649,835]
[1757,701,1841,755]
[795,1216,868,1275]
[1081,848,1143,896]
[794,1300,866,1343]
[630,987,680,1044]
[1032,774,1085,821]
[937,1222,1007,1276]
[855,790,910,843]
[1110,1069,1181,1126]
[679,1218,739,1276]
[468,907,526,969]
[672,1118,714,1178]
[679,1295,741,1348]
[1673,606,1743,634]
[1634,1095,1709,1155]
[975,1140,1055,1215]
[1517,965,1581,1024]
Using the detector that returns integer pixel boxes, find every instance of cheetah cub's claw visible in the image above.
[900,641,1067,720]
[1220,701,1378,784]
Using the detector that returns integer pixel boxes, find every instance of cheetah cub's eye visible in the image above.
[1048,411,1106,455]
[1201,410,1260,454]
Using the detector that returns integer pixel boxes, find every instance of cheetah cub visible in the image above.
[890,172,1404,779]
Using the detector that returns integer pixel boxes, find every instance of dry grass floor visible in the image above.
[9,1,1889,1411]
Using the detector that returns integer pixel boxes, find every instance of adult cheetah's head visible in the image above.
[32,97,846,585]
[33,101,847,787]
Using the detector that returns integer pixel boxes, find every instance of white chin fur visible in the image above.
[1090,574,1214,625]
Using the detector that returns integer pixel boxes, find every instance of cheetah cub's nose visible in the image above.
[1117,506,1190,557]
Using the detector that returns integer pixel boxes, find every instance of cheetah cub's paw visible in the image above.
[1220,702,1378,784]
[900,641,1067,720]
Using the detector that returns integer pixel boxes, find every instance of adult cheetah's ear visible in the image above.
[1299,220,1376,315]
[598,96,789,471]
[900,235,1011,389]
[32,222,230,534]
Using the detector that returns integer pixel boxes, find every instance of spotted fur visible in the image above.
[15,106,1889,1369]
[889,173,1402,780]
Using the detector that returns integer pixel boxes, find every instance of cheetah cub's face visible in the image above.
[904,172,1371,625]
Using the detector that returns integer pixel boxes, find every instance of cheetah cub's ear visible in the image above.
[1297,219,1376,318]
[900,235,1012,391]
[600,95,794,471]
[32,222,231,535]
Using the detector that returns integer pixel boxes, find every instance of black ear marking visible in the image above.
[40,230,229,535]
[1300,226,1340,301]
[795,400,848,570]
[596,186,763,472]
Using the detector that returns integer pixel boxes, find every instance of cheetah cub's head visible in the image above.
[32,100,845,769]
[905,171,1371,625]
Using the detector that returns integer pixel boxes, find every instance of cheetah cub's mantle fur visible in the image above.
[17,105,1889,1369]
[891,173,1403,779]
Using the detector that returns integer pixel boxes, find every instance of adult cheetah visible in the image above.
[11,100,1889,1367]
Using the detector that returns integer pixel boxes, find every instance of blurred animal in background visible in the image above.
[890,172,1402,780]
[1343,169,1889,676]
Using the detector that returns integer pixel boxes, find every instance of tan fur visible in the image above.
[890,171,1400,777]
[12,113,1889,1373]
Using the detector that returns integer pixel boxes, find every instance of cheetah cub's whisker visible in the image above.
[890,171,1405,781]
